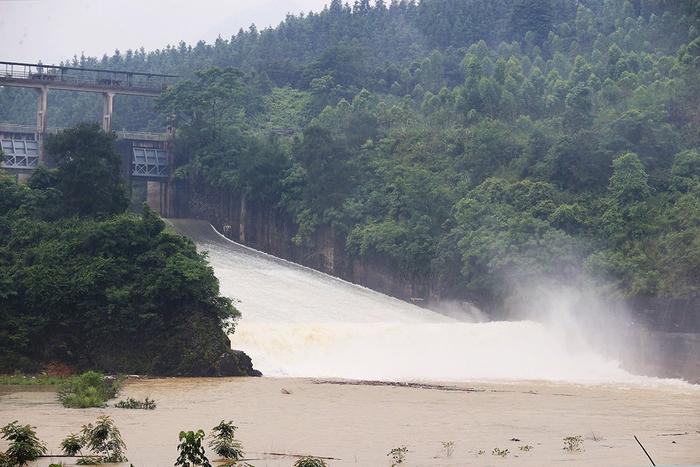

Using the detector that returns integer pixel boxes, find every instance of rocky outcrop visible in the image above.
[218,350,263,377]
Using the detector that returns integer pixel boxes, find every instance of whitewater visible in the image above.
[170,219,690,387]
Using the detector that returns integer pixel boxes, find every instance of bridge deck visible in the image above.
[0,61,178,96]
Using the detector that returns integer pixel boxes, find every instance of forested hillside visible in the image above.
[2,0,700,309]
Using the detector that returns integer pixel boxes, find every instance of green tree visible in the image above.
[45,123,128,217]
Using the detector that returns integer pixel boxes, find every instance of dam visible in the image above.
[170,219,694,386]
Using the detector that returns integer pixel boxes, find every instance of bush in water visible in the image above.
[294,457,328,467]
[60,433,83,456]
[0,421,46,466]
[176,430,211,467]
[57,371,121,408]
[387,446,408,465]
[115,396,156,410]
[79,416,127,463]
[563,435,584,452]
[209,420,244,461]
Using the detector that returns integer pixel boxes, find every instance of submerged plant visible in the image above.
[57,371,121,408]
[294,457,328,467]
[80,416,127,463]
[209,420,244,461]
[492,447,509,457]
[387,446,408,465]
[0,421,47,466]
[115,396,156,410]
[519,444,534,452]
[176,430,211,467]
[60,433,83,456]
[441,440,455,457]
[563,435,584,453]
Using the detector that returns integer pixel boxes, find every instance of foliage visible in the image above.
[60,433,84,457]
[208,420,244,461]
[387,446,407,466]
[0,141,245,375]
[294,457,327,467]
[79,416,127,463]
[563,435,584,453]
[57,372,121,408]
[175,430,211,467]
[114,396,156,410]
[45,124,129,217]
[0,421,47,466]
[2,0,700,308]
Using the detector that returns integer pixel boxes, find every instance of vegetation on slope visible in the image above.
[0,124,256,376]
[2,0,700,309]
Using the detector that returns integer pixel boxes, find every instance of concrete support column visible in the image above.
[102,92,115,132]
[36,86,48,164]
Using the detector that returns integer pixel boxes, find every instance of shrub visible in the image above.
[209,420,244,461]
[294,457,328,467]
[115,397,156,410]
[0,421,47,466]
[80,416,127,463]
[57,371,121,408]
[176,430,211,467]
[60,433,83,456]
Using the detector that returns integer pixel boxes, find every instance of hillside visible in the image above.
[2,0,700,311]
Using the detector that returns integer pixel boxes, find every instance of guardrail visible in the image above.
[0,61,178,93]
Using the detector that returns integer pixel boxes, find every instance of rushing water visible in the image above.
[170,220,684,385]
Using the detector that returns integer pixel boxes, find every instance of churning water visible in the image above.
[170,220,686,386]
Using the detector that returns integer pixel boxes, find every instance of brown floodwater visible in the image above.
[1,377,699,466]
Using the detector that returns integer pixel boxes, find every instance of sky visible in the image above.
[0,0,330,65]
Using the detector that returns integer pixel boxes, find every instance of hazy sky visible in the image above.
[0,0,329,65]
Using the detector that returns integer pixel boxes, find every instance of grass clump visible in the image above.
[294,457,328,467]
[1,421,47,466]
[114,397,156,410]
[57,371,121,408]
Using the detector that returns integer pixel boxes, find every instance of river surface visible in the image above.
[1,378,699,466]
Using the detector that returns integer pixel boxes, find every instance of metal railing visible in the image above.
[0,61,178,93]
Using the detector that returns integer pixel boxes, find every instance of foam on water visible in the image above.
[170,220,692,387]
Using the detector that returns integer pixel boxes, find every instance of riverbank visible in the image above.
[1,377,698,466]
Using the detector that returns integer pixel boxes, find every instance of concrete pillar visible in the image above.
[36,86,48,164]
[146,180,163,215]
[102,92,115,132]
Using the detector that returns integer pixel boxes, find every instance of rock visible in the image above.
[217,350,262,377]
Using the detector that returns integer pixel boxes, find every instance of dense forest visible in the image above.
[0,124,259,376]
[2,0,700,310]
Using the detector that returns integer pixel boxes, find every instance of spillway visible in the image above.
[170,219,686,386]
